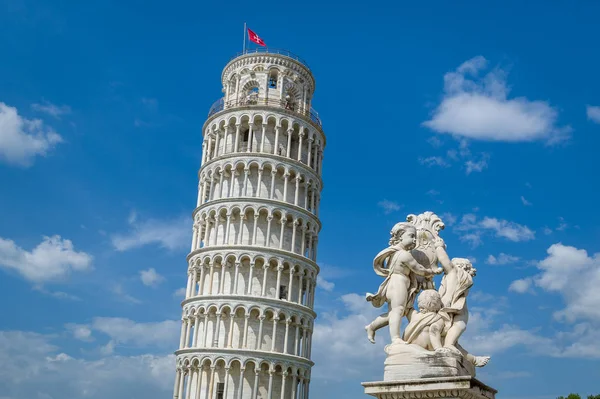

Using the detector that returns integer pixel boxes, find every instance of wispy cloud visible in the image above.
[423,56,570,144]
[486,253,520,265]
[418,156,450,168]
[317,275,335,292]
[509,278,533,293]
[110,283,142,304]
[141,97,158,110]
[65,323,94,342]
[441,212,457,227]
[139,268,164,287]
[0,330,175,397]
[90,317,179,349]
[133,118,154,128]
[455,213,535,247]
[31,101,71,119]
[421,140,489,175]
[465,154,489,174]
[377,199,401,214]
[0,235,92,283]
[521,196,532,206]
[556,217,568,231]
[586,105,600,124]
[427,136,443,148]
[0,102,63,167]
[111,212,189,252]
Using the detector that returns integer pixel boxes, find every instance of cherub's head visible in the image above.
[418,289,443,314]
[451,258,477,277]
[389,222,417,250]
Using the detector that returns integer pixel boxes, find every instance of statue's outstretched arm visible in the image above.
[434,237,453,274]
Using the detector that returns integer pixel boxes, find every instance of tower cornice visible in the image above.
[192,197,322,231]
[221,51,316,95]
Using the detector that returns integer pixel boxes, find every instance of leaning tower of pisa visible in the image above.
[172,48,325,399]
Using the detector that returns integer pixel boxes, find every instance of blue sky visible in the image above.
[1,0,600,398]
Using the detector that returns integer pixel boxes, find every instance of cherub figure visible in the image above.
[404,289,490,368]
[434,238,477,353]
[365,222,442,344]
[403,289,448,351]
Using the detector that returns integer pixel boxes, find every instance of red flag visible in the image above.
[247,28,267,47]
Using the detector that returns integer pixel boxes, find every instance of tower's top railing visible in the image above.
[228,48,311,71]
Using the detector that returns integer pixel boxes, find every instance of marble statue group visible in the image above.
[364,212,490,380]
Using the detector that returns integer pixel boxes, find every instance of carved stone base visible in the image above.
[384,342,475,380]
[362,376,497,399]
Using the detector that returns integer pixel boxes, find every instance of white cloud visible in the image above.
[543,227,553,235]
[0,102,63,167]
[455,214,534,246]
[507,243,600,358]
[509,278,533,293]
[111,214,189,252]
[139,268,164,287]
[586,105,600,124]
[0,235,92,283]
[0,330,174,398]
[423,56,570,144]
[173,287,186,298]
[377,199,401,214]
[31,101,71,119]
[316,275,335,292]
[521,196,532,206]
[486,253,520,265]
[532,243,600,322]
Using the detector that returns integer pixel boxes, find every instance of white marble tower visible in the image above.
[173,49,325,399]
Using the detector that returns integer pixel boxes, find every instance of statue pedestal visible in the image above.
[362,376,497,399]
[383,342,475,380]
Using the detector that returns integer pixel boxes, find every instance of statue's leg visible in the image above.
[443,314,467,353]
[388,304,406,344]
[365,312,389,344]
[388,276,409,344]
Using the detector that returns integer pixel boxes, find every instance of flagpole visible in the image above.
[243,22,246,53]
